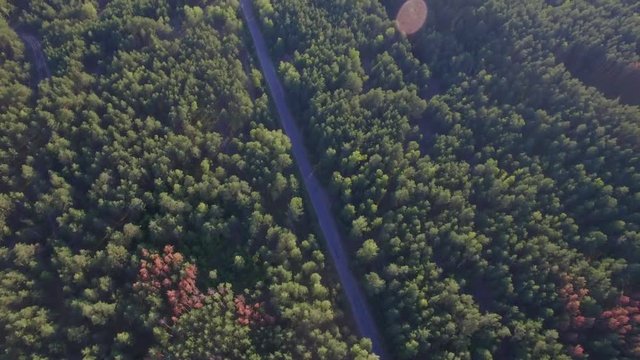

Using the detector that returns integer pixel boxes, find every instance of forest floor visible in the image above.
[239,0,389,358]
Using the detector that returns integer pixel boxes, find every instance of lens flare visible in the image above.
[396,0,428,35]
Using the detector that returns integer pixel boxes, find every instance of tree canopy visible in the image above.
[2,0,639,359]
[0,0,374,358]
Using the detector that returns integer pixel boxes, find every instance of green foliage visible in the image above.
[0,0,370,358]
[161,284,260,359]
[356,239,379,264]
[260,0,640,358]
[2,0,638,358]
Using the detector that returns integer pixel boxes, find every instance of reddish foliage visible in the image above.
[600,293,640,357]
[559,274,640,357]
[134,245,204,323]
[234,294,275,326]
[571,344,585,358]
[135,245,276,328]
[558,274,595,358]
[559,274,595,331]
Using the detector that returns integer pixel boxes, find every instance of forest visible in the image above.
[0,0,374,359]
[254,0,640,358]
[1,0,639,359]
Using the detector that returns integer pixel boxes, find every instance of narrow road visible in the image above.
[18,32,51,83]
[239,1,388,358]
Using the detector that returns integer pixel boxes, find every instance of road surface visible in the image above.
[239,0,389,358]
[18,32,51,83]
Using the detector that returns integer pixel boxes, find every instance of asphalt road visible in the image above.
[18,32,51,83]
[240,0,388,358]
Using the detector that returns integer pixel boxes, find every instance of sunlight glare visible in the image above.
[396,0,428,35]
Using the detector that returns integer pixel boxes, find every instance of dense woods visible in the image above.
[254,0,640,358]
[0,0,374,358]
[2,0,639,359]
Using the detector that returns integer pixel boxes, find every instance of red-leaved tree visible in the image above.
[134,245,276,328]
[134,245,205,323]
[558,273,640,358]
[601,294,640,357]
[558,273,595,358]
[234,294,275,326]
